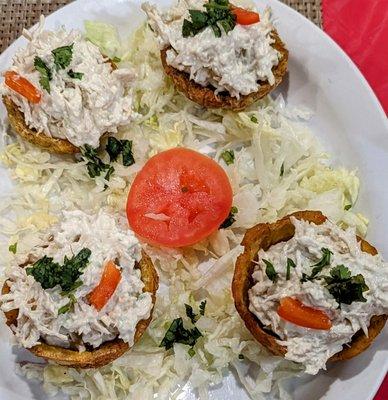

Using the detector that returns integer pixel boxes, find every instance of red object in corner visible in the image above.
[374,374,387,400]
[322,0,388,114]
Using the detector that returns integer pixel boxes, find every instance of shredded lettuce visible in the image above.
[0,21,370,400]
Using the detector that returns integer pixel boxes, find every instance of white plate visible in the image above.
[0,1,387,399]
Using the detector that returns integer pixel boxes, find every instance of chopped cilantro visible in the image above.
[286,258,296,280]
[182,0,236,38]
[219,206,238,229]
[106,137,135,167]
[160,317,202,350]
[8,242,17,254]
[324,265,369,306]
[58,294,77,315]
[67,69,84,79]
[301,248,333,282]
[221,149,235,165]
[199,300,207,316]
[34,56,52,92]
[185,304,199,324]
[26,248,91,292]
[263,259,278,283]
[188,347,196,357]
[52,43,74,70]
[81,145,114,181]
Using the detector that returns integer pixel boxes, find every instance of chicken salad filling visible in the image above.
[1,17,137,148]
[0,209,153,350]
[143,0,280,98]
[248,217,388,375]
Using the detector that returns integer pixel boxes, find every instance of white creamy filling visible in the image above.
[0,209,153,350]
[0,17,137,148]
[142,0,280,98]
[248,217,388,375]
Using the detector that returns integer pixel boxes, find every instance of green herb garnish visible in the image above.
[250,115,258,123]
[344,204,352,211]
[280,163,285,177]
[263,259,278,283]
[221,149,235,165]
[106,137,135,167]
[286,258,296,280]
[219,206,238,229]
[301,248,333,282]
[26,248,91,292]
[160,317,202,350]
[81,145,115,181]
[185,304,199,324]
[199,300,207,316]
[8,242,17,254]
[112,56,121,63]
[182,0,236,38]
[67,69,84,79]
[188,347,196,357]
[324,265,369,306]
[34,56,52,93]
[58,293,77,315]
[52,43,74,70]
[238,354,245,360]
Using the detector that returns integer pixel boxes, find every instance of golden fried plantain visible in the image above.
[232,210,387,361]
[161,30,288,111]
[2,251,159,369]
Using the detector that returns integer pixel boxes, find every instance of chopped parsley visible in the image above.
[26,248,91,292]
[250,115,258,123]
[52,43,74,70]
[182,0,236,38]
[280,163,285,177]
[106,137,135,167]
[58,293,77,315]
[67,69,84,79]
[185,304,199,324]
[81,145,115,181]
[344,204,352,211]
[324,265,369,306]
[220,149,235,165]
[263,259,278,283]
[112,56,121,63]
[286,258,296,280]
[160,317,202,350]
[199,300,207,316]
[188,347,196,357]
[34,56,52,92]
[8,242,17,254]
[219,206,238,229]
[301,247,333,282]
[238,354,245,360]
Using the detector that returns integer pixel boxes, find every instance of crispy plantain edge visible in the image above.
[2,251,159,369]
[232,210,387,362]
[161,30,289,111]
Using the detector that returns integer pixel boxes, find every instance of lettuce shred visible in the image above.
[0,21,369,400]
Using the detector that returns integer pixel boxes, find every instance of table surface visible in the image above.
[0,0,322,53]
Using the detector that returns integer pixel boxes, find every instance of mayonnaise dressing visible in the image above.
[0,209,153,350]
[1,17,137,148]
[248,217,388,374]
[142,0,280,98]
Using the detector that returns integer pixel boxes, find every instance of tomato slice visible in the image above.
[126,148,233,247]
[231,6,260,25]
[4,71,41,104]
[277,297,332,330]
[87,260,122,311]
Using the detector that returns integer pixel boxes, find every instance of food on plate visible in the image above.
[142,0,288,111]
[1,18,137,154]
[126,147,233,247]
[232,210,388,374]
[0,209,158,368]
